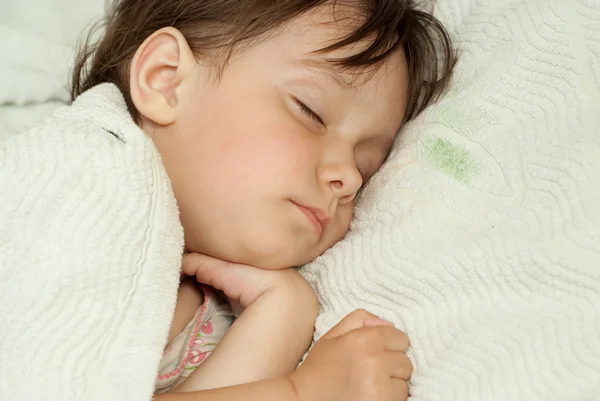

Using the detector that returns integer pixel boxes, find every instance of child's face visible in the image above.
[141,8,408,269]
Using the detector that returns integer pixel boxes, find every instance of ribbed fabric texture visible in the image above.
[301,1,600,400]
[0,84,184,401]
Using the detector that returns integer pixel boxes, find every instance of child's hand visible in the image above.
[290,309,412,401]
[176,253,318,391]
[181,253,315,310]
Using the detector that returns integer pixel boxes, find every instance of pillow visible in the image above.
[301,1,600,400]
[0,0,107,105]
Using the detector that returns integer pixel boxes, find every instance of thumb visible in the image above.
[321,309,394,339]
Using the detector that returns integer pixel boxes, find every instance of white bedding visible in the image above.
[0,0,108,138]
[2,0,599,400]
[0,103,64,142]
[301,0,600,400]
[0,84,183,401]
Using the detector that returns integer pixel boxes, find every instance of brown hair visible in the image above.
[71,0,457,123]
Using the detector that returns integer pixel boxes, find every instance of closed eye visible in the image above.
[293,97,325,126]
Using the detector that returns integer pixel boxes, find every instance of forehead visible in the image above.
[282,8,410,128]
[230,3,409,134]
[280,3,370,63]
[277,4,407,91]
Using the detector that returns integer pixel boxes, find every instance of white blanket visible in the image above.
[0,84,184,401]
[301,0,600,400]
[2,0,599,400]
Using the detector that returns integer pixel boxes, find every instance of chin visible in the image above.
[184,225,311,270]
[244,251,293,270]
[230,234,295,269]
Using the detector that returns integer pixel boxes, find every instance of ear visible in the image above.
[129,27,196,126]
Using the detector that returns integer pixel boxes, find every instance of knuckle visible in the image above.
[399,380,409,400]
[406,359,414,378]
[407,354,414,371]
[351,308,376,320]
[348,328,377,349]
[396,330,410,351]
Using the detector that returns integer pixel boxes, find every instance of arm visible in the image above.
[176,258,318,392]
[156,377,298,401]
[158,309,413,401]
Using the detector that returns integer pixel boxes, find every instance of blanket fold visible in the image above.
[0,84,184,401]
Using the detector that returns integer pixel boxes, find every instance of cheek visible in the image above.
[325,204,353,249]
[337,205,353,238]
[207,113,315,187]
[186,78,318,188]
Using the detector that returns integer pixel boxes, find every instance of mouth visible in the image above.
[292,201,330,237]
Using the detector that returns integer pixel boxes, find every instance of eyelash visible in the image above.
[293,97,325,126]
[292,97,372,182]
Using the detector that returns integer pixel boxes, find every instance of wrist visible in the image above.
[286,375,303,401]
[264,274,319,320]
[288,370,318,401]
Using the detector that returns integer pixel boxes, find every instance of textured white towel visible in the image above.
[301,0,600,400]
[0,84,184,401]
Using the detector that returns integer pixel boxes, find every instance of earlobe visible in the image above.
[129,27,196,126]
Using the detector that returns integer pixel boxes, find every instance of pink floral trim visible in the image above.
[157,286,210,381]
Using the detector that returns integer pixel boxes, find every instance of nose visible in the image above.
[319,151,363,204]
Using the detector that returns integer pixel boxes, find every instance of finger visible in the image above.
[181,253,229,286]
[375,325,410,352]
[181,253,222,277]
[322,309,391,339]
[182,253,270,304]
[388,351,413,380]
[364,318,396,328]
[390,378,409,401]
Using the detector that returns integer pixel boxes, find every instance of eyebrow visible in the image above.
[296,58,355,89]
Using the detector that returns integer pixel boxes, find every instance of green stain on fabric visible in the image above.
[423,137,477,182]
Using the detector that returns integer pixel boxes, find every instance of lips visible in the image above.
[292,201,330,237]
